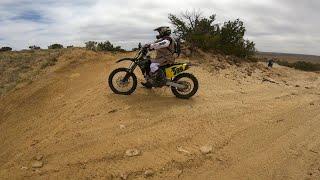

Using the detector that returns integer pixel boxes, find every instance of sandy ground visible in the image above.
[1,51,320,179]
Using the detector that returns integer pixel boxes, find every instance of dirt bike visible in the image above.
[108,47,198,99]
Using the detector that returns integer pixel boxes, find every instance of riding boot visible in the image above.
[141,81,153,89]
[141,73,153,89]
[151,69,166,87]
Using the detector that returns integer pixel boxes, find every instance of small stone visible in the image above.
[35,155,43,161]
[21,166,28,170]
[125,149,140,157]
[144,169,154,177]
[34,169,42,174]
[177,147,190,154]
[120,172,129,179]
[108,109,118,113]
[176,169,183,177]
[120,124,126,129]
[200,145,213,154]
[31,140,40,146]
[263,77,276,83]
[310,102,315,105]
[305,86,314,89]
[277,119,285,123]
[295,85,300,87]
[31,161,43,168]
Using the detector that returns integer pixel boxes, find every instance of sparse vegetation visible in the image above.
[29,45,41,50]
[0,49,62,95]
[48,43,63,49]
[0,47,13,52]
[169,10,256,58]
[40,56,58,69]
[85,40,126,52]
[85,41,97,51]
[277,60,320,71]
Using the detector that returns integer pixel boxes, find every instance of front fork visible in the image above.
[123,62,137,82]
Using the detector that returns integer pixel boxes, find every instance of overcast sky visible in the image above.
[0,0,319,55]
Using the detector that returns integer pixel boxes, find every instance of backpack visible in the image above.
[174,39,181,57]
[166,37,181,57]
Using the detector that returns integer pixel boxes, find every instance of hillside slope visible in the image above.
[1,49,320,179]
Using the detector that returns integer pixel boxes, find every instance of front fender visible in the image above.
[116,58,135,63]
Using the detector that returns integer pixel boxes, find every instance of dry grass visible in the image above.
[0,48,127,96]
[0,49,66,96]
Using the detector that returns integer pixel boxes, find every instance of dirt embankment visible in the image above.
[1,49,320,179]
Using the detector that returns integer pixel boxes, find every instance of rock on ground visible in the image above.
[263,77,276,83]
[31,161,43,168]
[144,169,154,177]
[125,149,140,157]
[177,147,190,154]
[200,145,213,154]
[35,154,43,161]
[20,166,28,170]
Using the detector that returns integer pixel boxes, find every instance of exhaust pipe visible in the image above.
[166,81,187,89]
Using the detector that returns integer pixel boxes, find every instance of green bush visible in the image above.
[169,10,256,58]
[48,44,63,49]
[0,47,13,52]
[85,41,97,51]
[29,45,41,50]
[85,40,126,52]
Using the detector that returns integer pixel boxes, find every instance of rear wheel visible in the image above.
[171,73,198,99]
[108,68,137,95]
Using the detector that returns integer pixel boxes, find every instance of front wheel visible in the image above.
[108,68,137,95]
[171,73,198,99]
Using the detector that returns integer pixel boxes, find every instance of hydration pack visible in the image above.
[166,37,181,57]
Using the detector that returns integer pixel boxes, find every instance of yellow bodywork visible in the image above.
[164,63,188,78]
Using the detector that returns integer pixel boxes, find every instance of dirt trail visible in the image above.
[1,51,320,179]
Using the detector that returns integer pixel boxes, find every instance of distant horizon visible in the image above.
[4,43,320,58]
[257,51,320,57]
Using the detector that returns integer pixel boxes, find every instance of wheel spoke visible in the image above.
[171,73,198,99]
[108,68,137,95]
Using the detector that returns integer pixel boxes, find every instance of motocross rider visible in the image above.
[141,26,176,88]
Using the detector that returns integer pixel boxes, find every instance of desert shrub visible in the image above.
[0,47,12,52]
[277,61,320,71]
[169,10,256,58]
[40,57,58,69]
[85,41,97,51]
[85,40,126,52]
[29,45,41,50]
[48,43,63,49]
